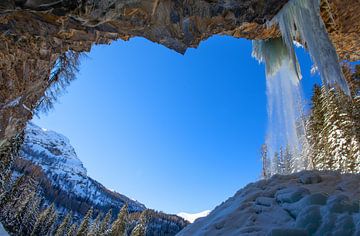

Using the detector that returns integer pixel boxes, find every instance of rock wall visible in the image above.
[0,0,359,146]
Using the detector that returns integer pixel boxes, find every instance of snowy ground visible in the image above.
[177,171,360,236]
[177,210,211,223]
[0,223,9,236]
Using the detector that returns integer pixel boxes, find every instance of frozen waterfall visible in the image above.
[253,39,308,174]
[271,0,350,95]
[252,0,350,175]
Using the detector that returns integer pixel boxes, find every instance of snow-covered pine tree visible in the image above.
[319,86,360,173]
[31,203,57,236]
[131,209,150,236]
[131,224,145,236]
[54,212,72,236]
[89,212,102,236]
[278,147,285,174]
[283,146,293,174]
[307,85,326,170]
[352,66,360,144]
[320,87,339,170]
[272,152,280,175]
[0,133,24,199]
[337,90,360,173]
[21,195,41,235]
[77,207,93,236]
[98,209,112,235]
[260,144,270,179]
[111,204,128,236]
[13,185,38,234]
[67,223,78,236]
[345,65,360,173]
[0,174,27,226]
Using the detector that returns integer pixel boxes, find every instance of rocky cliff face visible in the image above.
[0,0,359,152]
[15,123,146,216]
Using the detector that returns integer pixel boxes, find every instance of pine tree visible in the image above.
[272,152,280,175]
[111,205,128,236]
[98,209,112,235]
[0,133,24,198]
[131,209,150,236]
[260,144,270,179]
[278,147,285,174]
[89,212,102,236]
[319,87,359,172]
[307,85,326,170]
[13,190,36,233]
[0,174,32,232]
[283,146,293,174]
[0,174,26,215]
[131,224,145,236]
[337,90,360,173]
[0,174,40,235]
[77,207,93,236]
[21,195,41,235]
[54,213,72,236]
[31,204,57,236]
[67,223,78,236]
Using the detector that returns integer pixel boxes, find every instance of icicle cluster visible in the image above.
[271,0,350,95]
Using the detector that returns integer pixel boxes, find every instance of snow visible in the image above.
[3,96,21,108]
[177,210,211,223]
[0,223,9,236]
[177,171,360,236]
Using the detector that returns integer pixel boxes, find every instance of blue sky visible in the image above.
[33,36,318,214]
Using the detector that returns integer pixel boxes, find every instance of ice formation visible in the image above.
[271,0,350,95]
[253,39,308,173]
[252,0,351,174]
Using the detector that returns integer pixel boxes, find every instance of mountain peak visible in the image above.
[18,122,145,216]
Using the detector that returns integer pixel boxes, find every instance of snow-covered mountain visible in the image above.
[16,123,145,216]
[177,210,211,223]
[178,171,360,236]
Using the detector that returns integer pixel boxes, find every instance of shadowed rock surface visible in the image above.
[0,0,359,148]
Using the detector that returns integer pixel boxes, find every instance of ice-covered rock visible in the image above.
[178,171,360,236]
[298,172,322,185]
[275,186,310,204]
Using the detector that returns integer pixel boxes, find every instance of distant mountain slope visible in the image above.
[178,171,360,236]
[11,123,188,235]
[15,123,146,217]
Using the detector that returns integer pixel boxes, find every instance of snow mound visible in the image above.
[177,210,211,223]
[177,171,360,236]
[0,223,9,236]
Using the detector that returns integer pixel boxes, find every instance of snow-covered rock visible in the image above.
[177,171,360,236]
[0,223,9,236]
[177,210,211,223]
[17,123,146,215]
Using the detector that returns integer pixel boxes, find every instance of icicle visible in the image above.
[271,0,350,95]
[253,38,308,174]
